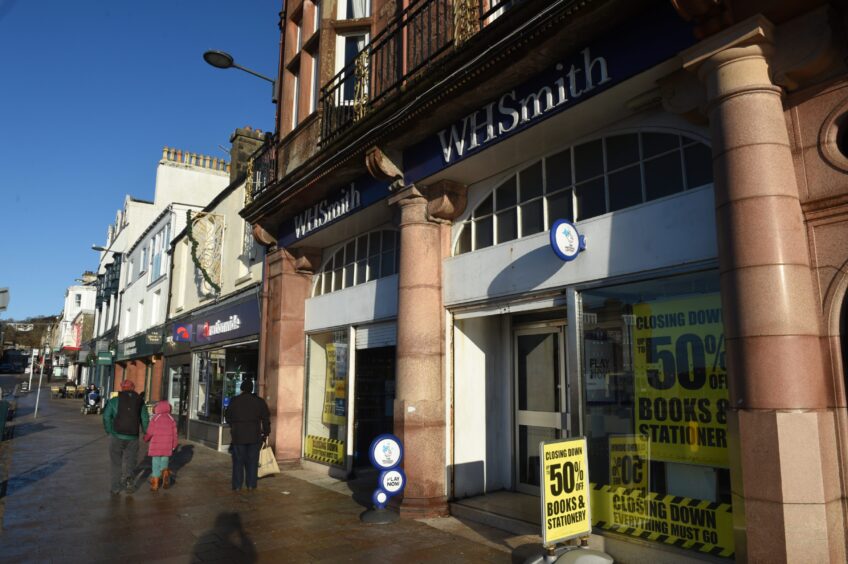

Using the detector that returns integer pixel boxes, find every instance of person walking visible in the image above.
[224,379,270,491]
[102,380,149,495]
[143,400,178,491]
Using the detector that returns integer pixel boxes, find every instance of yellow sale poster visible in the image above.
[632,294,729,467]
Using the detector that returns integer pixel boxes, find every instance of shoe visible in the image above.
[150,477,160,491]
[110,489,122,496]
[161,469,171,489]
[125,477,136,494]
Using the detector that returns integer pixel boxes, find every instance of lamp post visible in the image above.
[203,50,277,103]
[34,326,50,419]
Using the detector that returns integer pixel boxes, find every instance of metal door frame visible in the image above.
[513,322,567,495]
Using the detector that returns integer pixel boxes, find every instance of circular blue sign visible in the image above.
[379,468,406,495]
[550,219,586,262]
[369,433,403,470]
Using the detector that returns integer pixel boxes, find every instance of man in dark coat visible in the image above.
[224,379,270,491]
[102,380,149,495]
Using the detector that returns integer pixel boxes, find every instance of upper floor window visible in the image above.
[454,131,712,255]
[139,244,148,278]
[312,229,398,297]
[340,0,369,19]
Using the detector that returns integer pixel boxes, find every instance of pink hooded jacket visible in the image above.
[143,401,178,457]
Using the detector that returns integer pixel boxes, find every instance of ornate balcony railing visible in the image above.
[320,0,523,145]
[246,139,277,202]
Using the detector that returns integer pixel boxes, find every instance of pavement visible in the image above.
[0,377,548,563]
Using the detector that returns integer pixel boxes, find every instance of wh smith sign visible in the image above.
[403,5,694,182]
[193,295,260,345]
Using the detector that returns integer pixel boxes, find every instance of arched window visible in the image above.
[454,131,712,255]
[312,229,399,296]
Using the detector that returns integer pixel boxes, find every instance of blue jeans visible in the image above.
[231,442,260,490]
[151,456,170,478]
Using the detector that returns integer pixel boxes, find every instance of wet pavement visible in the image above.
[0,379,544,563]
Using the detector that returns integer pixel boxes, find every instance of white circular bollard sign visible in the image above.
[550,219,586,262]
[380,469,406,494]
[370,434,403,470]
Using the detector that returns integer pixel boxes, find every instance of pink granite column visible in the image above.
[388,184,456,518]
[260,247,313,464]
[683,17,844,562]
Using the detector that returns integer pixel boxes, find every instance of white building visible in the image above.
[91,148,230,395]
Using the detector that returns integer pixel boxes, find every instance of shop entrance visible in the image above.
[514,324,567,495]
[169,364,191,435]
[353,346,396,467]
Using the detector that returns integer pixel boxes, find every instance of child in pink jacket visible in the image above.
[143,400,178,491]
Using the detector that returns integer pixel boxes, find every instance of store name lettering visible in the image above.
[294,185,361,239]
[203,315,241,337]
[437,48,611,163]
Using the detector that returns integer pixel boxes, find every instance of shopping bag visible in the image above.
[258,439,280,478]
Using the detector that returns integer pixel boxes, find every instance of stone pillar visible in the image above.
[389,181,466,518]
[682,17,845,563]
[260,247,315,464]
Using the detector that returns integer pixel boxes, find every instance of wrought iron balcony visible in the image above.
[320,0,523,145]
[246,139,278,202]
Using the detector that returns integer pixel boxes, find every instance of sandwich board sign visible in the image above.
[540,436,592,546]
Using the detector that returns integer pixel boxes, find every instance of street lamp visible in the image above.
[203,50,277,103]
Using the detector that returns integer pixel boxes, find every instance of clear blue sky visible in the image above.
[0,0,281,320]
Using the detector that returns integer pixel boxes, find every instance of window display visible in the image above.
[580,271,735,559]
[194,348,258,424]
[304,330,349,467]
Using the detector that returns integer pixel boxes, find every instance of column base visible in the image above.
[399,496,450,519]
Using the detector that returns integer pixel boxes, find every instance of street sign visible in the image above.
[540,436,592,546]
[368,434,405,509]
[0,288,8,311]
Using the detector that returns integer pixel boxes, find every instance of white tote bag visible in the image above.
[257,439,280,478]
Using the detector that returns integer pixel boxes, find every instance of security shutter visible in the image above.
[355,321,397,349]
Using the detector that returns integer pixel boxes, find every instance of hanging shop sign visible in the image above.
[277,177,391,248]
[591,485,734,558]
[96,351,114,366]
[193,295,260,346]
[369,434,405,509]
[403,5,695,182]
[540,436,591,546]
[116,329,163,361]
[632,294,728,467]
[550,220,586,262]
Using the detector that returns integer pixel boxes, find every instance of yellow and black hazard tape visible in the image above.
[591,483,734,559]
[304,436,345,466]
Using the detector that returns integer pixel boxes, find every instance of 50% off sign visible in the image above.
[540,437,592,546]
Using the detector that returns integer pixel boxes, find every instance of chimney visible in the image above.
[229,126,267,183]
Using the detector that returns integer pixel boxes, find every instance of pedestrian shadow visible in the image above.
[170,444,194,472]
[1,459,65,498]
[346,467,380,509]
[6,421,54,440]
[192,512,256,564]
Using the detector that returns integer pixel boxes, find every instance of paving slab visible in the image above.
[0,380,533,563]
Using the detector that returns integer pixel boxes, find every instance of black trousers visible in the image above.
[231,442,261,490]
[109,436,138,491]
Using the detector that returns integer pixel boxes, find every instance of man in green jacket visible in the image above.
[103,380,149,495]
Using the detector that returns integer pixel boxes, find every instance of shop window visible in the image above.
[454,131,712,255]
[580,270,735,558]
[194,348,258,424]
[304,330,349,467]
[312,229,399,297]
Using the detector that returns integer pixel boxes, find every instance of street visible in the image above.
[0,378,542,563]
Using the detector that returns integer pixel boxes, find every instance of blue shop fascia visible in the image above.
[163,287,262,451]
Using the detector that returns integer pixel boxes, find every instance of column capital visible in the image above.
[290,247,322,274]
[388,181,468,224]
